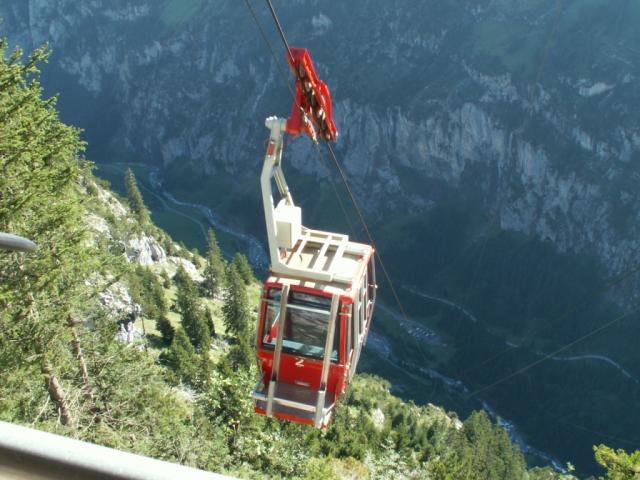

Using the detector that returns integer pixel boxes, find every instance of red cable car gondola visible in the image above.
[252,49,377,428]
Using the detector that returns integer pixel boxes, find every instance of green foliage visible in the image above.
[175,265,211,351]
[160,269,171,288]
[199,366,256,443]
[232,252,253,285]
[594,445,640,479]
[124,168,150,225]
[222,265,251,340]
[226,335,254,371]
[0,39,98,427]
[161,327,197,384]
[460,411,526,479]
[204,228,225,297]
[204,306,216,338]
[173,263,191,289]
[127,265,167,320]
[156,315,175,344]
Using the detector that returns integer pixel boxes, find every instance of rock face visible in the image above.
[97,280,141,320]
[124,234,166,265]
[164,256,205,284]
[2,1,639,289]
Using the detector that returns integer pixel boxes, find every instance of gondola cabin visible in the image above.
[253,235,376,428]
[251,50,376,428]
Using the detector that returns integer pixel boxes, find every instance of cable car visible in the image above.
[252,49,377,428]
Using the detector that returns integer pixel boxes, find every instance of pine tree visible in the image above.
[156,315,175,344]
[191,248,202,269]
[128,265,166,320]
[161,269,171,288]
[232,252,253,285]
[194,351,215,391]
[204,228,225,297]
[227,336,254,370]
[173,263,192,289]
[594,445,640,479]
[205,307,216,338]
[175,265,211,351]
[124,168,150,225]
[222,265,251,339]
[161,328,197,384]
[0,41,98,426]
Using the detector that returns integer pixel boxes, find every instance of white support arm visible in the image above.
[261,117,336,283]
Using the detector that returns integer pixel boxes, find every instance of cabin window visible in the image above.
[262,288,340,361]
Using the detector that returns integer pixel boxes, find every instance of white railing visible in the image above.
[0,421,234,480]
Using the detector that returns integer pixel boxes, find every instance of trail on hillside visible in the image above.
[403,285,479,323]
[545,352,637,382]
[404,284,638,383]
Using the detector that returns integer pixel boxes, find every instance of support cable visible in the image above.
[242,0,356,235]
[467,304,640,398]
[259,0,640,412]
[263,0,413,327]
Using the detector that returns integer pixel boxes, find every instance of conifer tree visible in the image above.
[161,328,197,384]
[194,351,215,391]
[161,269,171,288]
[227,336,254,370]
[222,265,251,340]
[191,248,202,269]
[232,252,253,285]
[173,263,191,289]
[0,41,97,425]
[156,315,175,344]
[205,307,216,338]
[594,445,640,479]
[175,265,211,351]
[124,168,150,225]
[204,228,225,297]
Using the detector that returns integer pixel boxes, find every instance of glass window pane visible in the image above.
[262,288,340,361]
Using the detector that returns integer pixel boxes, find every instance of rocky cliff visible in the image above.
[3,0,639,294]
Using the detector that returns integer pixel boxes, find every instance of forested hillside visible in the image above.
[0,38,635,480]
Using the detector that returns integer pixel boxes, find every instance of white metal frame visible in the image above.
[261,117,367,284]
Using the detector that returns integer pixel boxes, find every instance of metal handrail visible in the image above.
[0,232,37,252]
[0,421,234,480]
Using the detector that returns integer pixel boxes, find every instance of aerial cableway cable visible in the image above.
[249,2,640,429]
[461,258,640,377]
[242,0,436,375]
[243,0,356,238]
[467,303,640,398]
[261,0,415,333]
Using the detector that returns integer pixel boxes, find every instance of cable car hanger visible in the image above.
[252,46,377,428]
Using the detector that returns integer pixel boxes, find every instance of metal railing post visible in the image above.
[0,232,37,252]
[267,284,289,417]
[314,294,339,428]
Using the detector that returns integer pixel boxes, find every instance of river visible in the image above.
[147,168,269,270]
